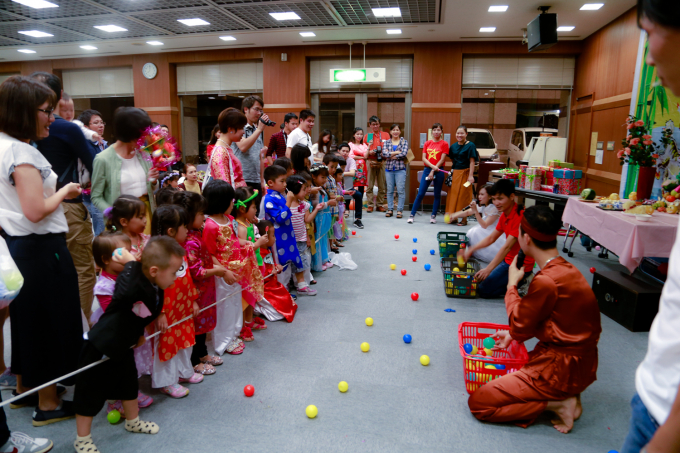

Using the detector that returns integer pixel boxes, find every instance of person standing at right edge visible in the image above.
[232,95,273,215]
[445,125,478,226]
[363,115,390,213]
[621,2,680,452]
[30,72,97,323]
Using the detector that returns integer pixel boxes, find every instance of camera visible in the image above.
[259,114,276,127]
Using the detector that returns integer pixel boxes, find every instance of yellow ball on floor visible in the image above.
[306,405,318,418]
[361,342,370,352]
[444,214,450,224]
[420,355,430,366]
[390,264,396,270]
[365,317,373,326]
[338,381,348,393]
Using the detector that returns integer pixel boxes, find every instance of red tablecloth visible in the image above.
[562,198,679,272]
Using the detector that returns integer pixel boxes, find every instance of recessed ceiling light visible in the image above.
[80,45,97,50]
[147,41,163,45]
[488,5,508,12]
[208,97,215,99]
[219,36,236,41]
[480,27,496,32]
[386,29,402,34]
[18,49,36,53]
[12,0,58,9]
[18,30,53,38]
[557,26,575,31]
[580,3,604,10]
[94,25,127,33]
[372,7,401,17]
[177,18,209,26]
[299,31,316,37]
[269,12,300,20]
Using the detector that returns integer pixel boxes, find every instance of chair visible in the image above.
[416,170,448,215]
[343,175,355,220]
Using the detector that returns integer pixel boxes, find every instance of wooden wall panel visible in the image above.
[590,105,630,173]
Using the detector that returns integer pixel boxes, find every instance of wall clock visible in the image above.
[142,62,157,80]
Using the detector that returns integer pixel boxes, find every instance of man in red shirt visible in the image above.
[463,179,534,298]
[363,115,390,213]
[267,112,298,164]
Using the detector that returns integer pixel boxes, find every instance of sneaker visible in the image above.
[353,219,364,229]
[430,216,437,224]
[137,391,153,408]
[160,384,189,399]
[1,432,53,453]
[11,387,66,410]
[407,217,414,224]
[32,400,75,427]
[178,373,204,384]
[0,368,17,390]
[106,400,125,419]
[290,294,297,301]
[297,286,317,296]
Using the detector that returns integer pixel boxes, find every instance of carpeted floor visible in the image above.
[2,211,647,452]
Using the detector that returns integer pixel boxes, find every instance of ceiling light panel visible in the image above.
[11,0,57,9]
[94,0,208,14]
[177,18,210,26]
[219,36,236,41]
[480,27,496,32]
[94,25,127,32]
[330,0,435,25]
[580,3,604,10]
[386,29,402,34]
[223,3,336,29]
[488,5,508,12]
[18,49,36,53]
[130,9,248,35]
[18,30,53,37]
[299,32,316,37]
[79,45,97,49]
[372,7,401,17]
[269,12,301,21]
[146,41,163,45]
[557,26,575,31]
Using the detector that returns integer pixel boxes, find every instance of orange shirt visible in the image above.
[363,131,390,160]
[496,204,535,272]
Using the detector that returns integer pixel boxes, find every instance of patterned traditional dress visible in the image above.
[184,230,216,335]
[263,189,302,269]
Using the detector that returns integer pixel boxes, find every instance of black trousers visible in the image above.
[191,334,208,366]
[344,186,364,220]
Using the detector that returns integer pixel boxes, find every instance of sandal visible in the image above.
[396,212,403,219]
[252,317,268,330]
[179,372,204,384]
[193,363,216,376]
[200,355,223,366]
[225,339,244,355]
[331,247,339,253]
[240,324,254,342]
[161,384,190,399]
[385,210,393,217]
[336,243,345,247]
[310,280,317,285]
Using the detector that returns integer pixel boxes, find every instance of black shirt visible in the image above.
[87,261,163,360]
[449,141,479,170]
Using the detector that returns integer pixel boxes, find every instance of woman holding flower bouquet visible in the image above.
[91,107,158,234]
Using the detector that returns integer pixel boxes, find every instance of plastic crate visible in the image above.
[441,257,476,275]
[458,322,529,394]
[443,259,480,298]
[437,232,468,260]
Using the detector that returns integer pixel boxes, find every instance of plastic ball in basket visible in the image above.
[437,231,467,260]
[458,322,529,394]
[441,257,479,298]
[137,125,181,170]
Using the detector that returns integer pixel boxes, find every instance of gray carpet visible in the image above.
[3,212,646,452]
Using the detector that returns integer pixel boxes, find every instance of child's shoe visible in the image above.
[297,286,317,296]
[124,416,159,434]
[225,339,244,355]
[137,391,153,408]
[251,317,267,330]
[74,434,98,453]
[0,432,52,453]
[179,373,204,384]
[160,384,189,398]
[0,368,17,390]
[106,400,125,419]
[240,324,254,342]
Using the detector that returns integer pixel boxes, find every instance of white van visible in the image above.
[466,128,498,161]
[507,127,558,168]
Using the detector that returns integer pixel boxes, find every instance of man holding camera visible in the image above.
[233,95,273,213]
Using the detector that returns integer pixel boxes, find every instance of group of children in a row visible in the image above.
[73,152,357,451]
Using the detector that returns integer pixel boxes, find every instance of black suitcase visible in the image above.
[592,271,662,332]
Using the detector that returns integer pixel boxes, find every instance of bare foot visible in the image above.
[547,396,577,434]
[574,394,582,421]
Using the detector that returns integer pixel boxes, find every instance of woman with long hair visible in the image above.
[445,125,478,225]
[311,129,333,163]
[206,124,220,161]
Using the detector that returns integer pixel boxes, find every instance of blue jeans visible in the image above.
[385,169,406,212]
[477,261,532,299]
[83,194,104,236]
[621,393,659,453]
[410,167,445,217]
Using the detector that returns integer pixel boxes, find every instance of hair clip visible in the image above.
[103,206,113,219]
[235,190,259,210]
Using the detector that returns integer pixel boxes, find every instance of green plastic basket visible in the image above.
[443,258,480,299]
[437,232,468,260]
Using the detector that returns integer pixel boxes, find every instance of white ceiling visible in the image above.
[0,0,636,63]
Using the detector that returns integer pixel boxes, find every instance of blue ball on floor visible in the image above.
[430,250,435,255]
[403,334,412,344]
[412,249,417,254]
[424,263,431,271]
[413,238,417,243]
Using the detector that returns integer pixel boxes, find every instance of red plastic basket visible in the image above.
[458,322,529,394]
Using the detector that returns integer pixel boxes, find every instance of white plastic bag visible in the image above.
[329,251,357,271]
[0,235,23,308]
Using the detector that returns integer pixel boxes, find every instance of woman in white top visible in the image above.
[90,107,158,234]
[311,129,334,163]
[0,76,84,427]
[449,184,505,263]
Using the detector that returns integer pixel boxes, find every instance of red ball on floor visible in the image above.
[352,231,356,235]
[590,267,596,274]
[412,256,417,262]
[395,234,400,240]
[244,385,255,397]
[411,292,419,301]
[401,269,407,276]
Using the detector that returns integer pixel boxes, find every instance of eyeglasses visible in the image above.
[250,107,263,113]
[37,108,54,117]
[90,121,106,126]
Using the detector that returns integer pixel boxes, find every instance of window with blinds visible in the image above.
[176,61,263,95]
[310,57,412,92]
[463,57,575,89]
[62,67,134,98]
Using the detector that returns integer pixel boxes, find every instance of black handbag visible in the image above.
[444,171,452,187]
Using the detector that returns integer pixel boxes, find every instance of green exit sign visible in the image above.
[332,69,367,82]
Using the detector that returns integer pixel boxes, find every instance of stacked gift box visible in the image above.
[519,165,527,188]
[499,168,520,187]
[523,167,543,190]
[554,169,583,195]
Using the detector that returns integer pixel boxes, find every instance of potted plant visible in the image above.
[618,115,657,200]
